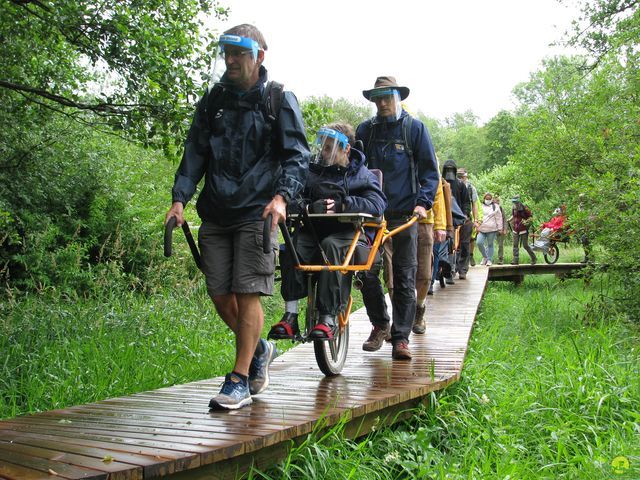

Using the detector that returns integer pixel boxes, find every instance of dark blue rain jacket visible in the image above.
[356,111,439,217]
[172,67,310,226]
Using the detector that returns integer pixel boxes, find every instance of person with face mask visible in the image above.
[533,205,567,251]
[356,76,440,360]
[509,195,537,265]
[269,123,386,342]
[493,195,508,264]
[475,192,504,266]
[457,169,479,267]
[166,24,310,410]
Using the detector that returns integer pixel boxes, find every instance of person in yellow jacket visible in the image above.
[413,176,447,333]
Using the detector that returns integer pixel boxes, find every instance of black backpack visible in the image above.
[203,80,284,139]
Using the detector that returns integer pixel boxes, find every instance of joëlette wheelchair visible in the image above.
[277,207,417,376]
[163,202,417,377]
[529,225,574,264]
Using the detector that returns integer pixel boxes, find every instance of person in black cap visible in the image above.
[356,76,440,360]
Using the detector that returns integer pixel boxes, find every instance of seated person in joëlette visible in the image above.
[541,205,567,234]
[269,122,387,341]
[534,205,568,250]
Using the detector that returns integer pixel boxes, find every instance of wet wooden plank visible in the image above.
[0,447,109,480]
[488,262,586,281]
[0,268,488,479]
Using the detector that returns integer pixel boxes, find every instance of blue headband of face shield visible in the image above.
[369,88,398,99]
[219,34,260,60]
[316,128,349,149]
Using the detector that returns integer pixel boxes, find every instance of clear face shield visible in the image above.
[370,88,402,121]
[208,34,260,89]
[311,128,350,167]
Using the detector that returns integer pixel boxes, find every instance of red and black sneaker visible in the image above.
[309,315,337,341]
[268,312,300,340]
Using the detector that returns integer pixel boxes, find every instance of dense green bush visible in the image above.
[0,117,176,296]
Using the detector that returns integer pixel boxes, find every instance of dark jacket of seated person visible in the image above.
[281,146,387,317]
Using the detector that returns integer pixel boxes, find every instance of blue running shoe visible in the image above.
[249,339,277,395]
[209,373,252,410]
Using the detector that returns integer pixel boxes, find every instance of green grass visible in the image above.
[2,255,636,479]
[0,282,287,418]
[256,274,639,480]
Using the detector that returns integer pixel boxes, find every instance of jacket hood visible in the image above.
[347,147,366,173]
[442,159,458,175]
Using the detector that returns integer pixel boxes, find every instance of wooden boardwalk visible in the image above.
[0,268,489,480]
[488,262,588,282]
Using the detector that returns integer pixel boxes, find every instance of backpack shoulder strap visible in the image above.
[204,83,225,127]
[361,118,377,168]
[402,115,414,160]
[402,115,418,195]
[262,80,284,122]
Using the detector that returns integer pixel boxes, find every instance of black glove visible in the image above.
[310,199,328,214]
[310,198,343,214]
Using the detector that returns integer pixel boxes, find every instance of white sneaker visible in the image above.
[480,258,487,265]
[486,260,493,266]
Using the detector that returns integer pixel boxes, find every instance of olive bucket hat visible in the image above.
[362,76,410,101]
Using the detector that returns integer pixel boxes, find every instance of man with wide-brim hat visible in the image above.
[362,76,410,100]
[356,75,440,361]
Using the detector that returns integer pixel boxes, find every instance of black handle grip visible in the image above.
[164,216,177,257]
[263,214,272,254]
[181,221,202,270]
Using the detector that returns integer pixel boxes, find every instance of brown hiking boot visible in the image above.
[362,324,391,351]
[392,340,412,360]
[412,304,426,334]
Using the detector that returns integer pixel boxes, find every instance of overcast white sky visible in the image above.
[212,0,582,124]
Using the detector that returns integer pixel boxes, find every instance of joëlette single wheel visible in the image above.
[314,321,349,376]
[544,244,559,264]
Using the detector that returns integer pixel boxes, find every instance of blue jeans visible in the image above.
[476,231,497,261]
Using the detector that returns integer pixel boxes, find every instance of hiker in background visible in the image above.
[509,195,537,265]
[166,24,310,410]
[413,176,447,333]
[493,194,508,264]
[357,76,439,360]
[429,176,453,295]
[442,160,471,281]
[475,192,504,266]
[457,168,479,268]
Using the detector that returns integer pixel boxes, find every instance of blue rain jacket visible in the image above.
[172,67,310,226]
[356,111,439,216]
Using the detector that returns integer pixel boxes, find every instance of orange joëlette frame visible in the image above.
[289,214,418,274]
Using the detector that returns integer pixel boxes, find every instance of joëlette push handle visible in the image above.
[164,216,202,270]
[263,214,273,254]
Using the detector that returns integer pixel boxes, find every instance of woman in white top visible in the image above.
[475,192,504,266]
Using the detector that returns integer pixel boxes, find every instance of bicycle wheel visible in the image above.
[544,244,559,264]
[314,321,350,376]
